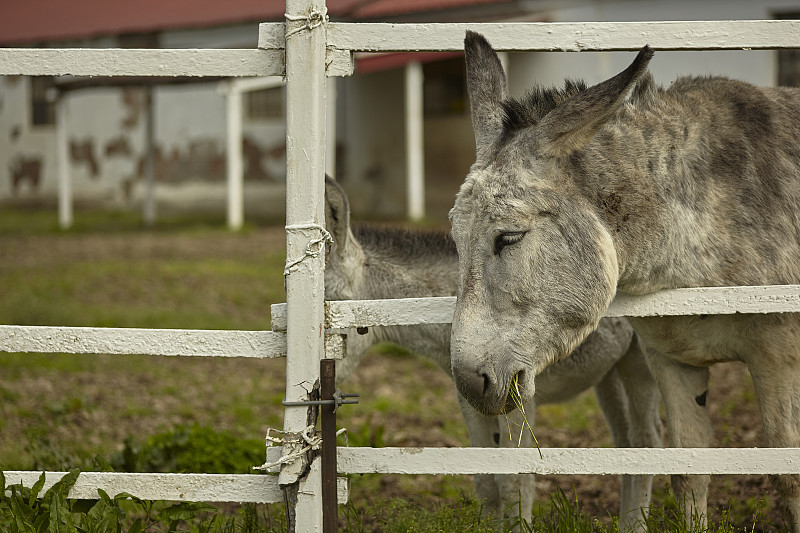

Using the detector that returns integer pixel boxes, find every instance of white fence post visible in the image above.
[326,78,337,178]
[281,0,328,530]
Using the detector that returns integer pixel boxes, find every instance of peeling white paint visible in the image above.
[3,471,348,504]
[338,447,800,476]
[270,285,800,331]
[0,49,284,77]
[0,326,287,358]
[260,20,800,52]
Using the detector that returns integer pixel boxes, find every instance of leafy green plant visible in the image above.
[111,425,263,474]
[0,469,286,532]
[0,469,80,532]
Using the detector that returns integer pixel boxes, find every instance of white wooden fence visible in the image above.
[3,7,800,531]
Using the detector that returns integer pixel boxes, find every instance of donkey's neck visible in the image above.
[354,225,459,300]
[353,225,456,367]
[574,80,800,293]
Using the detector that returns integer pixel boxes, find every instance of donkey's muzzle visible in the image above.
[452,363,516,416]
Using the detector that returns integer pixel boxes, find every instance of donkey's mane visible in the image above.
[501,79,588,133]
[354,224,456,259]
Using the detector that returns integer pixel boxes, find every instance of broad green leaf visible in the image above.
[28,473,46,506]
[127,517,144,533]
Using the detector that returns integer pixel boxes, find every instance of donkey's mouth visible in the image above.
[500,393,518,414]
[499,371,526,414]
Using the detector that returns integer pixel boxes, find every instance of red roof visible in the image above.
[0,0,518,46]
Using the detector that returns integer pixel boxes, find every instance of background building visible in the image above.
[2,0,799,223]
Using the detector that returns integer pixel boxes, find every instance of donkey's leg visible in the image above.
[615,336,663,532]
[455,393,503,518]
[748,349,800,533]
[496,399,536,529]
[645,350,712,530]
[593,366,638,528]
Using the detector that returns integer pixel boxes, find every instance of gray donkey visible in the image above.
[323,176,661,529]
[449,31,800,530]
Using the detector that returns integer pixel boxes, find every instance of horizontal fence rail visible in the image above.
[0,325,286,358]
[0,48,352,78]
[338,448,800,476]
[0,49,284,77]
[3,472,348,504]
[259,20,800,52]
[270,284,800,331]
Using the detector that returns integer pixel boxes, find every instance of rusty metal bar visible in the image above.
[320,358,338,532]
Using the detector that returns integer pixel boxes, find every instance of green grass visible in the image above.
[0,250,284,331]
[0,208,782,531]
[0,210,288,473]
[0,204,286,236]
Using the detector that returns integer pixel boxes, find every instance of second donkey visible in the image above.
[323,176,661,529]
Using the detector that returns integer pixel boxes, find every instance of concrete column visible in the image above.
[405,61,425,221]
[226,88,244,230]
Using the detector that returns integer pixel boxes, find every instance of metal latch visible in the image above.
[282,388,359,413]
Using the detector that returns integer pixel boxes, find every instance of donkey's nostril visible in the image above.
[453,365,494,407]
[452,364,506,416]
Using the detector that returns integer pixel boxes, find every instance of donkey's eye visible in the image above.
[494,231,527,255]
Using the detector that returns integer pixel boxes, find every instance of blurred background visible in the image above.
[2,0,799,226]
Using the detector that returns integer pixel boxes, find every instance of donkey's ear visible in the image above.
[324,175,351,258]
[534,46,654,158]
[465,31,508,155]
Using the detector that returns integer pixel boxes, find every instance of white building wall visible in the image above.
[509,0,800,97]
[0,77,57,199]
[0,23,289,217]
[339,69,407,218]
[3,0,799,219]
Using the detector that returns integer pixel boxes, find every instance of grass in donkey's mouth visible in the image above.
[505,375,544,459]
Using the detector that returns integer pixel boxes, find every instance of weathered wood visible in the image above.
[259,20,800,52]
[326,48,354,77]
[2,471,348,504]
[0,49,283,77]
[608,285,800,317]
[0,325,286,359]
[270,285,800,331]
[338,447,800,476]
